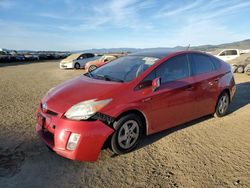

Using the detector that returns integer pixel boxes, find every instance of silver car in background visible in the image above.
[60,53,98,69]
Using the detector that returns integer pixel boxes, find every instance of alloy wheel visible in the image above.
[218,94,229,115]
[117,120,139,149]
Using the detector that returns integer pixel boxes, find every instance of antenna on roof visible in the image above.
[186,44,191,50]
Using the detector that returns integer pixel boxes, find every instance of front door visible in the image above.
[147,54,197,132]
[150,77,196,133]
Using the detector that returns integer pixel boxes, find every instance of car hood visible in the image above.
[61,53,81,62]
[61,59,74,63]
[86,59,101,66]
[42,75,123,114]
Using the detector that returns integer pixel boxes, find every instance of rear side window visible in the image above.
[210,56,222,70]
[191,54,215,75]
[155,54,190,83]
[226,50,237,55]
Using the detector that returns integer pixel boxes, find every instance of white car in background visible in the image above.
[215,49,241,62]
[60,53,98,69]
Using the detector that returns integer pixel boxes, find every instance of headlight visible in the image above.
[61,61,72,64]
[64,98,112,120]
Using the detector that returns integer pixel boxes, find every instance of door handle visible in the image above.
[209,78,219,86]
[214,78,220,83]
[208,81,213,86]
[142,98,152,102]
[185,85,194,91]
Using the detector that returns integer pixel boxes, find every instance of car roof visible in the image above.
[129,49,180,58]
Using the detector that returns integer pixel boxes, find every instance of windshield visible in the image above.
[89,55,159,82]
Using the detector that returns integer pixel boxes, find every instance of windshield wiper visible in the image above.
[95,74,124,83]
[84,71,93,78]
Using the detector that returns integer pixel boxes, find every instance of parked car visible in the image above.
[24,54,40,61]
[85,54,126,72]
[36,50,236,162]
[244,64,250,75]
[227,53,250,74]
[0,51,11,63]
[14,54,26,61]
[215,49,241,62]
[60,53,98,69]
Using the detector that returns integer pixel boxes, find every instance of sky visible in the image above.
[0,0,250,50]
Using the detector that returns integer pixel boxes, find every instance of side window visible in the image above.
[210,56,222,70]
[86,53,95,58]
[136,70,156,90]
[226,50,237,55]
[219,51,226,56]
[143,70,156,82]
[155,54,190,83]
[191,54,215,75]
[78,54,86,59]
[137,54,190,90]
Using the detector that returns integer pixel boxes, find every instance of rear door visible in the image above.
[189,53,220,117]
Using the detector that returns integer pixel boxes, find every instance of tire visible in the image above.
[214,91,230,117]
[46,145,54,152]
[237,65,245,73]
[111,114,143,154]
[74,63,80,69]
[231,64,238,73]
[244,64,250,75]
[88,65,97,72]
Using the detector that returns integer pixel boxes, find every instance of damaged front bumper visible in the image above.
[36,110,114,162]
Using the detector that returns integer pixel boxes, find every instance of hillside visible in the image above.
[192,39,250,51]
[77,39,250,53]
[2,39,250,54]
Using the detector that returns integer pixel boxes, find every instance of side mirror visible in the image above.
[152,77,161,91]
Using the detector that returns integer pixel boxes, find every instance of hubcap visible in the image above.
[90,66,96,71]
[218,95,229,114]
[118,120,139,149]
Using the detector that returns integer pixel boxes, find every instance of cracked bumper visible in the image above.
[36,111,114,162]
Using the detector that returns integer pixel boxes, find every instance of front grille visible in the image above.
[42,129,54,145]
[46,110,58,116]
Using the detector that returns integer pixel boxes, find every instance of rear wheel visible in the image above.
[74,63,80,69]
[214,92,230,117]
[231,64,238,73]
[237,65,245,73]
[244,64,250,75]
[88,65,97,72]
[111,114,143,154]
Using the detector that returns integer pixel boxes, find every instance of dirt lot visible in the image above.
[0,61,250,188]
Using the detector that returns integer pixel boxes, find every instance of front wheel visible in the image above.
[111,114,143,154]
[237,65,245,73]
[74,63,80,69]
[214,92,230,117]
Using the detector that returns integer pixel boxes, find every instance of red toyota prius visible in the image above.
[36,50,236,162]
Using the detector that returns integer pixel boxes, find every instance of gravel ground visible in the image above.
[0,61,250,188]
